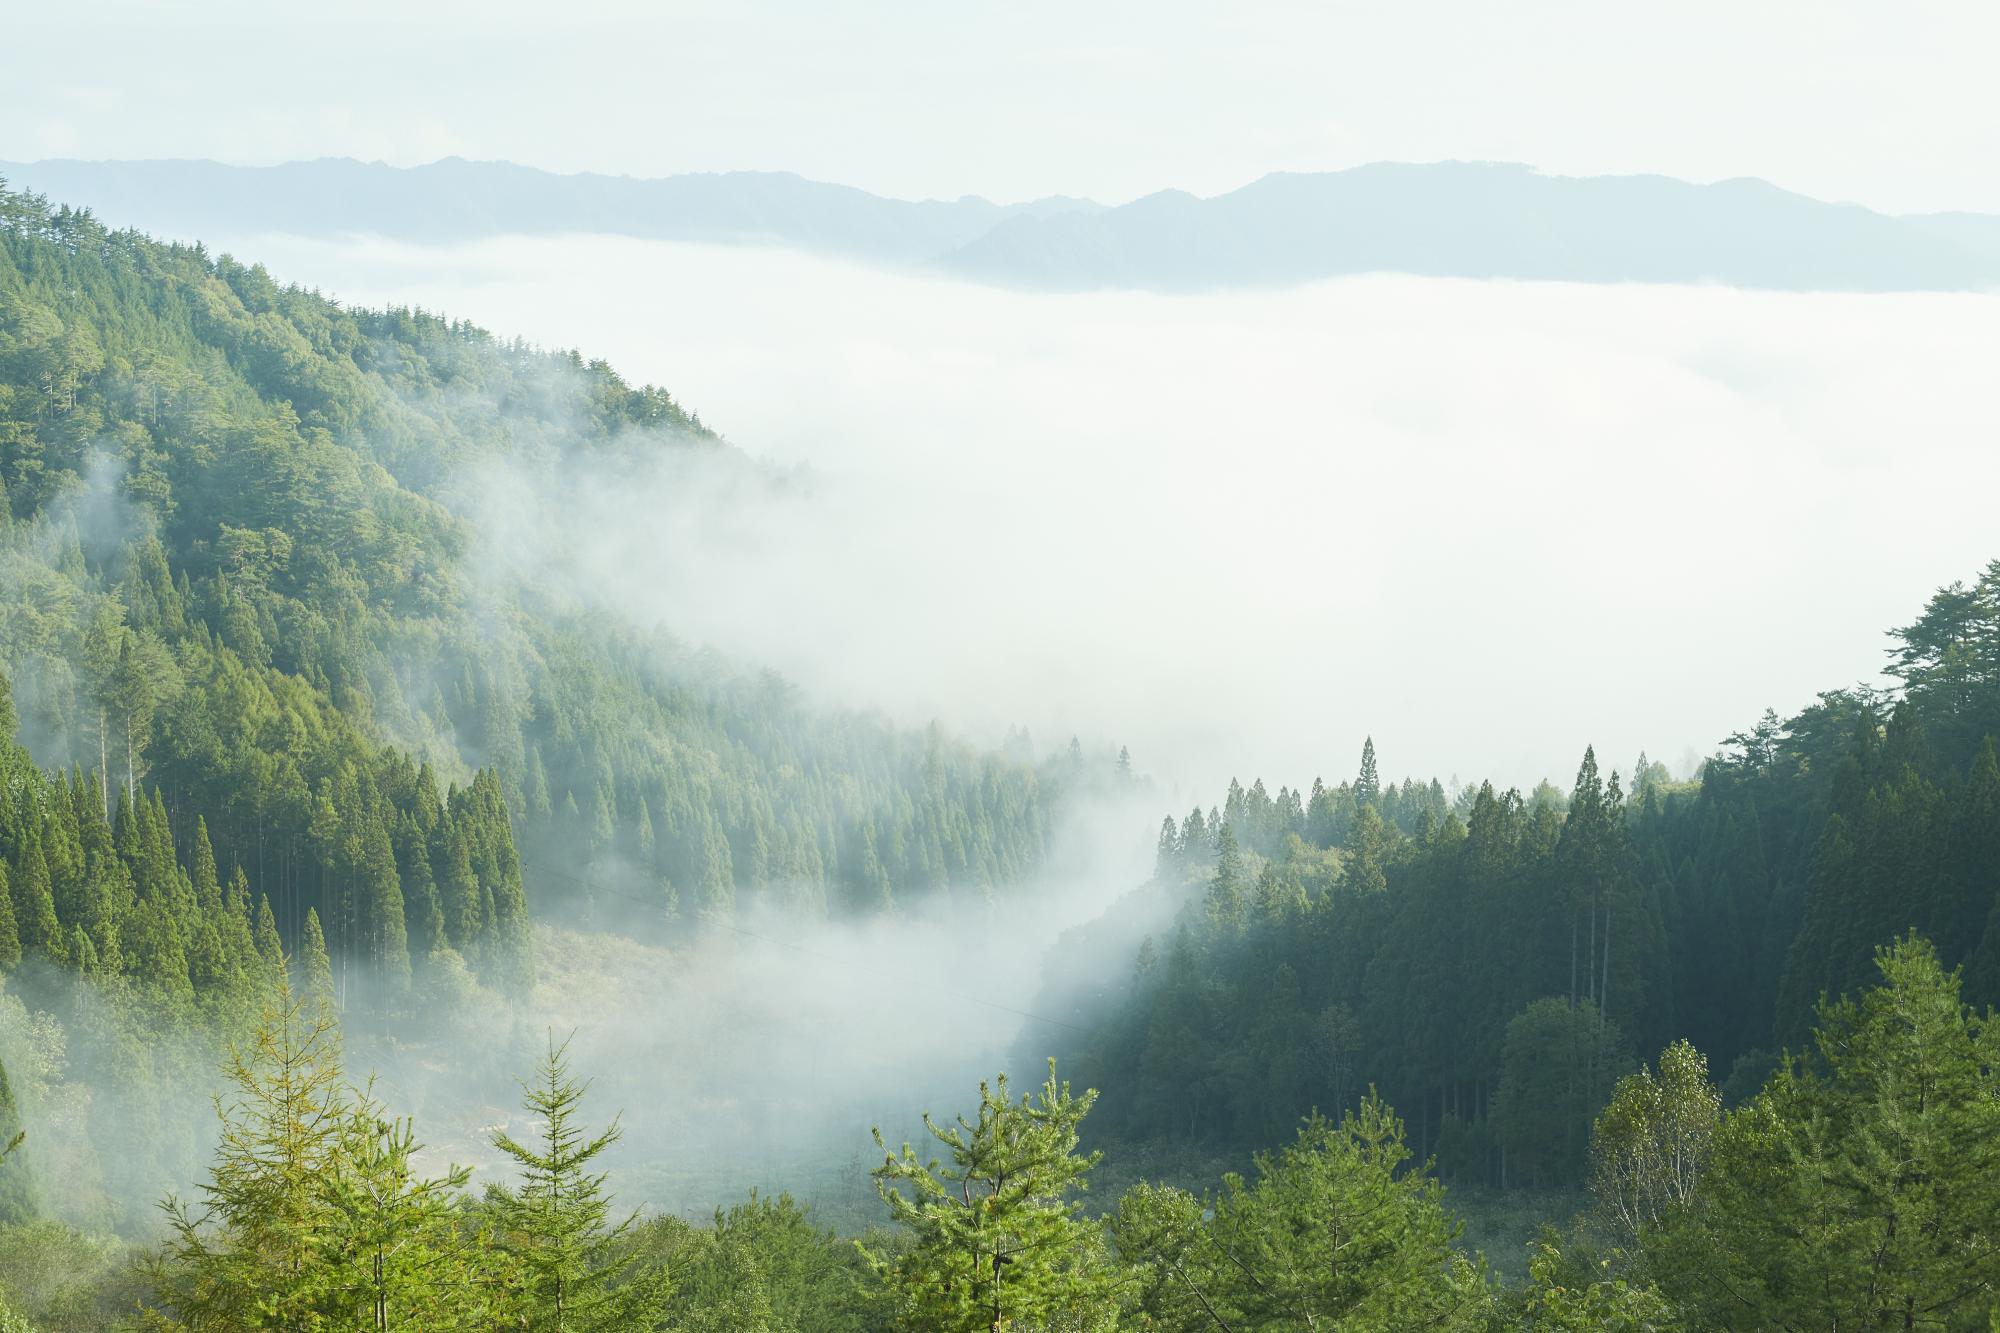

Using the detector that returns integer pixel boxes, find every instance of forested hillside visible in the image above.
[0,172,1997,1330]
[1040,562,2000,1192]
[0,178,1069,1005]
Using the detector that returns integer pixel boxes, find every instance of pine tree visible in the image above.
[297,907,337,1014]
[863,1060,1117,1333]
[359,813,411,992]
[324,1090,492,1330]
[145,983,349,1327]
[1671,936,2000,1328]
[488,1035,667,1330]
[190,816,221,913]
[253,896,285,979]
[1199,1095,1490,1328]
[1355,737,1381,808]
[11,839,64,966]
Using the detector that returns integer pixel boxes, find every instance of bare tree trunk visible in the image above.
[1601,902,1612,1019]
[98,705,109,818]
[1587,898,1598,1006]
[1570,912,1579,1009]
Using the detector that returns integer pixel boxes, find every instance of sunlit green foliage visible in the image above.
[1113,1094,1492,1330]
[485,1035,669,1330]
[1649,936,2000,1329]
[863,1060,1120,1333]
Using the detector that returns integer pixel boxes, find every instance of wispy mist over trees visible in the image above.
[3,178,1999,1329]
[0,178,1080,969]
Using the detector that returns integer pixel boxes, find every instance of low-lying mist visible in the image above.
[227,229,2000,799]
[353,782,1162,1229]
[20,226,1999,1239]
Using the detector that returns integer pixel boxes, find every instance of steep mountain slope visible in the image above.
[0,180,1072,994]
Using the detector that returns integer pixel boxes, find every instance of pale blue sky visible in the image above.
[6,0,1997,212]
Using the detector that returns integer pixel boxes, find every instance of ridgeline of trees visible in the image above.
[0,177,1081,988]
[1042,561,2000,1194]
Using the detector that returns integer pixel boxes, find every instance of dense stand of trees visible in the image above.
[3,936,1993,1328]
[0,667,529,1011]
[0,180,1087,1252]
[3,178,1996,1327]
[0,178,1070,985]
[1042,562,2000,1196]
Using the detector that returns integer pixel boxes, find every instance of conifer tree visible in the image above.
[1494,998,1628,1188]
[1667,936,2000,1329]
[253,896,285,978]
[395,816,446,962]
[863,1060,1116,1333]
[1197,1095,1490,1329]
[297,907,337,1014]
[358,814,411,992]
[190,816,221,913]
[438,830,483,953]
[11,839,64,966]
[1355,737,1381,807]
[1206,824,1246,934]
[324,1090,492,1330]
[488,1035,667,1330]
[145,982,349,1327]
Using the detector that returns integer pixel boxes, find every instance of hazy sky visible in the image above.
[7,1,1999,213]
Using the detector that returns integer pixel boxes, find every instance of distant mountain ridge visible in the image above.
[0,155,1102,262]
[4,155,1997,293]
[942,161,2000,292]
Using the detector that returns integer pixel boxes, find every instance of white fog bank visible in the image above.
[231,231,2000,796]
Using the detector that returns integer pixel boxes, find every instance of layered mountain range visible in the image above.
[7,155,1998,292]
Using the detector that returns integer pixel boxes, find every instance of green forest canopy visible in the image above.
[0,177,1082,1003]
[2,177,1997,1329]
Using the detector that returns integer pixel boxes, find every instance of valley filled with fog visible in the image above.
[9,3,2000,1323]
[228,229,2000,796]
